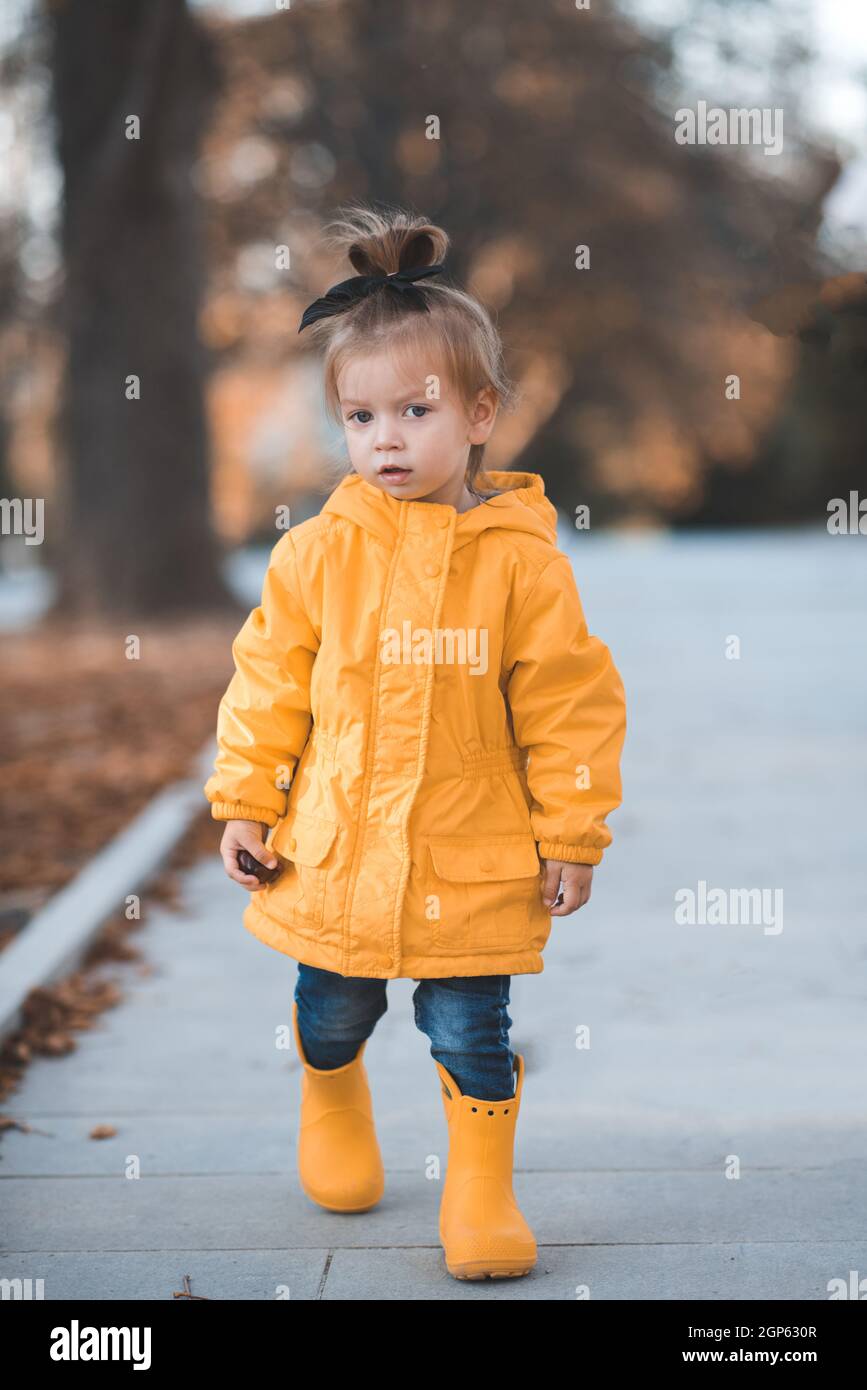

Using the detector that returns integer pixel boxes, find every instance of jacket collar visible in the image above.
[321,468,558,552]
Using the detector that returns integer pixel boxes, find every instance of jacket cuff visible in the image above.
[208,801,279,828]
[538,840,603,866]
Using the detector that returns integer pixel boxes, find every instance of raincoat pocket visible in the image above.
[264,809,339,933]
[423,833,543,953]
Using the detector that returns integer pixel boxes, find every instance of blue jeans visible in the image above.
[293,963,516,1100]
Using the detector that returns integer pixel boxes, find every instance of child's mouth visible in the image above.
[379,466,412,483]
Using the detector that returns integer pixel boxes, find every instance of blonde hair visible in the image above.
[301,201,519,498]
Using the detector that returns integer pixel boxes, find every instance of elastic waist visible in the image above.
[461,747,528,780]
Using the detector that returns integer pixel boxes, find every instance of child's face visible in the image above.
[336,348,497,510]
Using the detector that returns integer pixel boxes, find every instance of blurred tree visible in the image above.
[196,0,848,527]
[46,0,235,616]
[682,273,867,523]
[0,239,14,505]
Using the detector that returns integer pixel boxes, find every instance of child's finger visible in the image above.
[238,835,278,871]
[227,863,268,890]
[541,865,561,906]
[237,847,281,884]
[219,845,266,888]
[548,882,578,915]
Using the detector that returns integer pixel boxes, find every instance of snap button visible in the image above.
[424,561,440,577]
[435,513,449,527]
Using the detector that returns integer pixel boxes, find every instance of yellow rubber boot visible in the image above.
[292,1001,384,1213]
[435,1053,537,1279]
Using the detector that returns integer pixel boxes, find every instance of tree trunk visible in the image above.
[47,0,234,617]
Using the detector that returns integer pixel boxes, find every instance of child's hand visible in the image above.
[220,819,279,892]
[541,858,593,916]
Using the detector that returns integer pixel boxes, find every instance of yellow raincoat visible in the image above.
[203,469,626,978]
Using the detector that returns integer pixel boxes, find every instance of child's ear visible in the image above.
[468,392,497,446]
[473,388,498,427]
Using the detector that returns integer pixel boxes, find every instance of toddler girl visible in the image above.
[204,204,627,1281]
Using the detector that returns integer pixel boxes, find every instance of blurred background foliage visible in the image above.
[0,0,864,619]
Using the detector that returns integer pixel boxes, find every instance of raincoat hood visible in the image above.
[321,469,559,552]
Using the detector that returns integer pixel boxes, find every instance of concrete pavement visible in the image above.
[2,528,866,1299]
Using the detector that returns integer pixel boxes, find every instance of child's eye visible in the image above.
[347,406,428,423]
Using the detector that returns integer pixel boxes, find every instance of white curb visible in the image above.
[0,739,218,1042]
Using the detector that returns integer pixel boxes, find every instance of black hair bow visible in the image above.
[298,263,446,333]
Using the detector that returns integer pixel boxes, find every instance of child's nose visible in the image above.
[374,419,403,448]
